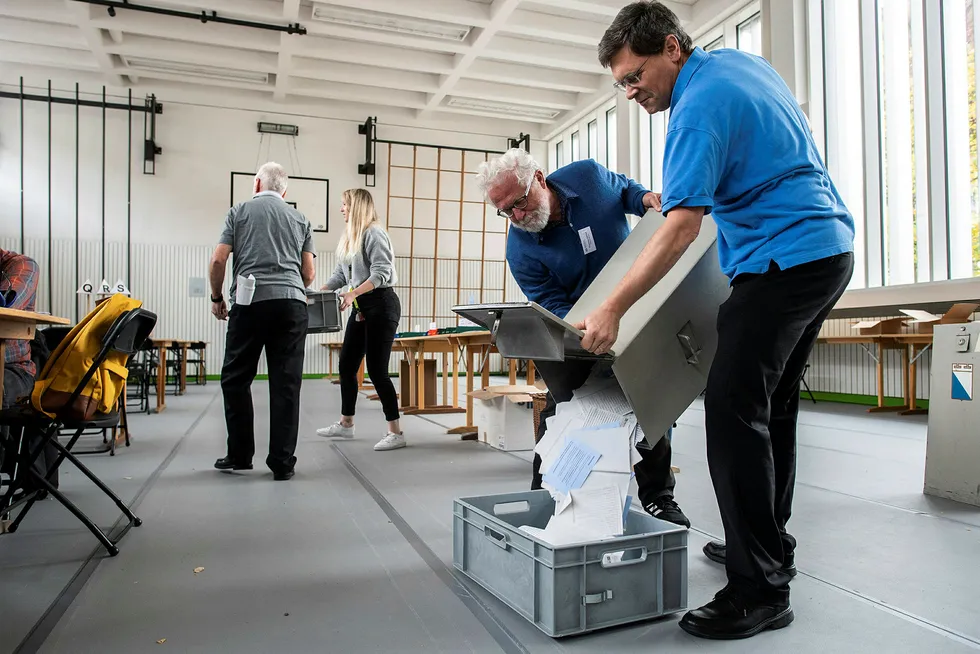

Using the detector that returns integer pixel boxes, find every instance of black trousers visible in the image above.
[221,298,307,474]
[531,359,675,505]
[339,286,400,422]
[704,252,853,603]
[0,365,58,489]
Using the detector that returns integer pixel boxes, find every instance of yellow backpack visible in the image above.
[31,294,143,421]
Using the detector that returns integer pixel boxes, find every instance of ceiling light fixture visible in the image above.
[123,56,269,84]
[446,98,560,119]
[310,4,471,42]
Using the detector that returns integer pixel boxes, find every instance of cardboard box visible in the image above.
[851,317,910,335]
[899,303,979,334]
[468,385,537,451]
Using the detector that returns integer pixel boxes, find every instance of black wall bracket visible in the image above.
[358,116,377,187]
[143,93,163,174]
[508,132,530,151]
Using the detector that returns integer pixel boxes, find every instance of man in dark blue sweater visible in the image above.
[476,148,689,528]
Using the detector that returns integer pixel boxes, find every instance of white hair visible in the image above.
[475,148,541,198]
[255,161,288,194]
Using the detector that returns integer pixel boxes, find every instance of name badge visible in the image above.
[578,226,597,255]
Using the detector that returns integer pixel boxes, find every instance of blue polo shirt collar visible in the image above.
[670,46,709,111]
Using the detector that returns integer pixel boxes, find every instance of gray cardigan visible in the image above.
[325,225,397,291]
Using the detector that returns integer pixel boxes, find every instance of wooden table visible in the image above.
[0,308,70,394]
[394,334,465,416]
[817,332,933,415]
[320,342,373,392]
[148,338,196,413]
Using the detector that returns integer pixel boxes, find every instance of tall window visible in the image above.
[570,131,580,162]
[555,141,564,170]
[944,0,980,279]
[587,120,598,160]
[813,0,980,285]
[737,12,762,54]
[605,108,617,170]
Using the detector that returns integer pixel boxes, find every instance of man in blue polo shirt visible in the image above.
[582,1,855,641]
[475,148,690,529]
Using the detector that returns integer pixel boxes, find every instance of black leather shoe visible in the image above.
[702,541,797,577]
[214,457,252,471]
[643,496,691,528]
[679,586,794,640]
[273,469,294,481]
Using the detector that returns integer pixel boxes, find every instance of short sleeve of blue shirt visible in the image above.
[660,127,726,216]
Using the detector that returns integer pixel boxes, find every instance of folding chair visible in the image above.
[0,307,157,556]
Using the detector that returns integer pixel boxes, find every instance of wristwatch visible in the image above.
[210,294,223,303]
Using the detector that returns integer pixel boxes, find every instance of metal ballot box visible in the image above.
[453,210,731,446]
[924,322,980,507]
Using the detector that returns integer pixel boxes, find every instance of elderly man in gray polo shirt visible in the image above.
[209,162,316,481]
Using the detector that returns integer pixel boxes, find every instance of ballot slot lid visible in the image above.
[451,301,614,362]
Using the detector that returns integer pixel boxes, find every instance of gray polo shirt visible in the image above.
[219,191,315,304]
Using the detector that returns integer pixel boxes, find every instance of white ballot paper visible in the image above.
[569,485,624,537]
[236,274,256,306]
[565,426,632,473]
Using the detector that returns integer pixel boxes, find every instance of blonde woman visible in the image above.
[317,189,404,451]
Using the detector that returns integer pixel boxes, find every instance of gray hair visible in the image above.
[255,161,288,194]
[475,148,541,198]
[598,1,693,68]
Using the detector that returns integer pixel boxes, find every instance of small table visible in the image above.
[0,308,70,394]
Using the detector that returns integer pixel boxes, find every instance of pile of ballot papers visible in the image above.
[519,364,650,547]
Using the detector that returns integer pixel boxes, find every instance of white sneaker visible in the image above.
[373,432,406,451]
[317,422,354,439]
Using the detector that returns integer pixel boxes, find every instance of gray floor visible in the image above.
[2,378,979,653]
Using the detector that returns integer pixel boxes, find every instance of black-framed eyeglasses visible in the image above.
[612,55,652,92]
[496,174,535,218]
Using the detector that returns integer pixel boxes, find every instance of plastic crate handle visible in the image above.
[484,525,509,550]
[599,547,648,568]
[582,590,613,605]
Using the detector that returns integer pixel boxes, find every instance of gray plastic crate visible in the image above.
[453,489,687,637]
[306,290,341,334]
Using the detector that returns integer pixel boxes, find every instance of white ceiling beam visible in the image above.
[289,77,428,109]
[292,43,454,75]
[483,35,605,73]
[108,29,123,43]
[300,22,464,54]
[0,0,76,25]
[0,18,87,50]
[0,42,98,73]
[503,9,607,46]
[451,78,579,110]
[67,1,126,86]
[308,0,491,28]
[275,0,303,101]
[465,60,601,93]
[527,0,692,22]
[419,0,523,117]
[103,35,278,73]
[437,106,556,125]
[291,62,440,94]
[88,12,281,52]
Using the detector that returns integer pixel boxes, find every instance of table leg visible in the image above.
[417,349,427,410]
[155,345,168,413]
[452,342,460,409]
[509,359,517,384]
[447,344,478,436]
[527,360,536,386]
[409,349,417,409]
[0,341,6,398]
[901,344,929,415]
[442,352,449,407]
[481,346,490,389]
[180,345,189,395]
